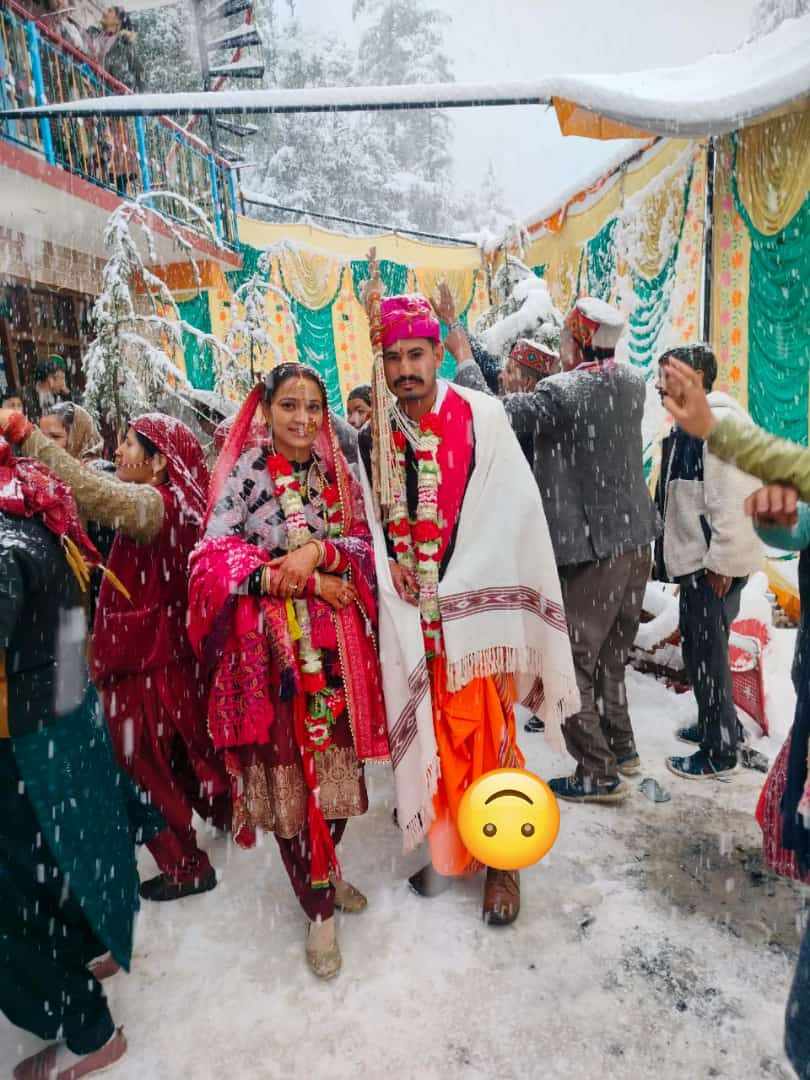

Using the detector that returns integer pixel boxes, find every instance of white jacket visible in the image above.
[662,393,764,580]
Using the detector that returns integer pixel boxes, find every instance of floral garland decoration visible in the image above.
[386,413,444,656]
[266,454,346,751]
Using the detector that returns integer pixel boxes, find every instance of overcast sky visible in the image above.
[283,0,758,223]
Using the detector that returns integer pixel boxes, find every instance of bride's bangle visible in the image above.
[309,539,326,567]
[313,571,322,598]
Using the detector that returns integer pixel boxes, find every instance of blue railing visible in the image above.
[0,0,238,246]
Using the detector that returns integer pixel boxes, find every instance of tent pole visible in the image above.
[702,136,716,344]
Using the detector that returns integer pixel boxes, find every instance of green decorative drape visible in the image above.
[733,175,810,445]
[225,241,267,292]
[627,164,694,373]
[586,219,617,300]
[287,295,343,415]
[531,264,546,279]
[177,293,215,391]
[350,259,410,303]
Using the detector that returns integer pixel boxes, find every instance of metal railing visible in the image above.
[0,0,238,246]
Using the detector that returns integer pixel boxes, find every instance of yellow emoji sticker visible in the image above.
[457,768,560,870]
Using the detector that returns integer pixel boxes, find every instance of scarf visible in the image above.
[362,385,580,848]
[0,435,103,589]
[131,414,209,526]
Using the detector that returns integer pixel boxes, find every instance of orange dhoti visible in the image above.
[427,657,524,876]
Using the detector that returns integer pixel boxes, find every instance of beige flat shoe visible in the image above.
[306,916,342,980]
[333,877,368,913]
[14,1028,127,1079]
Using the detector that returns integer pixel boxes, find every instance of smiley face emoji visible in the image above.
[457,768,560,871]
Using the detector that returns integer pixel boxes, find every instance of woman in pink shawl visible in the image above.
[189,364,388,979]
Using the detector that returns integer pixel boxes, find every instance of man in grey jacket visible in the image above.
[457,297,660,803]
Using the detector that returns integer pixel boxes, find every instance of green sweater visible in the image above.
[709,417,810,503]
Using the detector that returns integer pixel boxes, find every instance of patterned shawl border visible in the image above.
[439,586,568,635]
[388,657,430,771]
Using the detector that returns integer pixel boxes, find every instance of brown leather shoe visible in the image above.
[14,1028,127,1079]
[482,868,520,926]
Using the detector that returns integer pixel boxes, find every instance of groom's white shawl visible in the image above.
[361,383,580,848]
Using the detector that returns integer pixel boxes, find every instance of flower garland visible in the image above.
[266,454,346,751]
[386,413,444,656]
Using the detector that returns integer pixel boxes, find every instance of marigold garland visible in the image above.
[267,454,345,750]
[386,414,444,657]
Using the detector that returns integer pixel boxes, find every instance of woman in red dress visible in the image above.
[189,363,388,979]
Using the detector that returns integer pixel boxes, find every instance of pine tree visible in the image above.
[83,193,234,435]
[134,1,201,94]
[252,18,400,227]
[354,0,456,232]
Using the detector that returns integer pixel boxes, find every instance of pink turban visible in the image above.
[380,294,441,349]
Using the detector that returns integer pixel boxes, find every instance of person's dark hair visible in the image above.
[660,344,718,391]
[133,429,160,459]
[2,384,22,401]
[34,356,64,383]
[347,384,372,407]
[582,345,615,364]
[42,401,76,429]
[263,363,327,408]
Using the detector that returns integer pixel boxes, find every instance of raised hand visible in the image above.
[661,359,716,440]
[362,245,384,319]
[431,280,457,325]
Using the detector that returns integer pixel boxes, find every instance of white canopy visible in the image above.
[2,12,808,137]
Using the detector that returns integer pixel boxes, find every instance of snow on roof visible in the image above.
[3,13,808,131]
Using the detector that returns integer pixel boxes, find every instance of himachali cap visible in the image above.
[510,337,560,372]
[565,296,625,351]
[380,294,441,350]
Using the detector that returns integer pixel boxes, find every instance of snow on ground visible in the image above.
[1,652,804,1079]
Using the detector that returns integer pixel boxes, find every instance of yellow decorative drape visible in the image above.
[414,267,477,318]
[544,247,582,314]
[736,110,810,236]
[553,97,656,141]
[711,136,751,408]
[276,247,344,309]
[623,167,690,279]
[332,270,374,402]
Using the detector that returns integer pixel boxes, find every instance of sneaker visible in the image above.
[616,752,641,777]
[524,715,545,734]
[676,723,702,745]
[548,775,629,804]
[666,750,739,781]
[14,1028,127,1079]
[139,868,217,902]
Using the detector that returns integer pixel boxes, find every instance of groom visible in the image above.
[359,281,578,925]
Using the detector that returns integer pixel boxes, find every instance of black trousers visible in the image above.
[786,917,810,1078]
[677,573,746,760]
[0,743,115,1055]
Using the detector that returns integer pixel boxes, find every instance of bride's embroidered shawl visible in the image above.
[188,408,389,768]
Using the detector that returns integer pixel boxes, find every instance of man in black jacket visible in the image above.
[459,297,660,802]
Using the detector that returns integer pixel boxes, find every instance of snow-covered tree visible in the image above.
[134,2,200,94]
[83,192,234,435]
[749,0,810,37]
[354,0,456,232]
[252,18,401,227]
[223,250,291,389]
